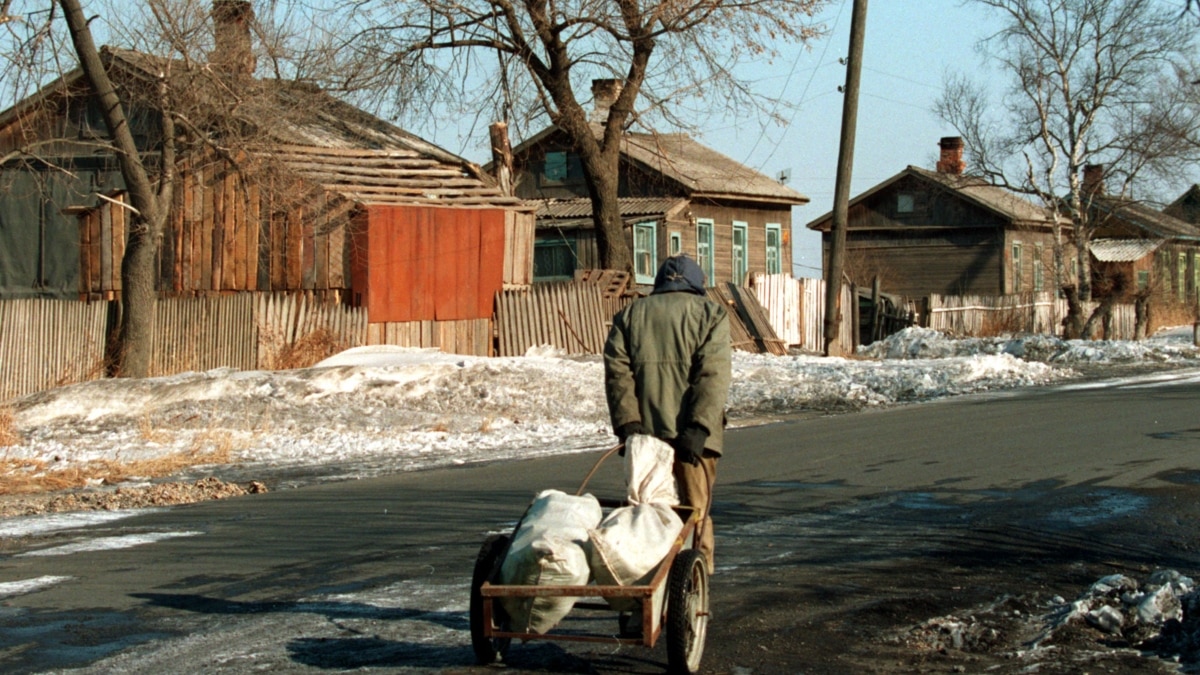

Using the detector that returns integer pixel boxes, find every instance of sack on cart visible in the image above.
[589,435,684,609]
[498,489,602,634]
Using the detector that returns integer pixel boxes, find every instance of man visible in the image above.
[603,255,732,572]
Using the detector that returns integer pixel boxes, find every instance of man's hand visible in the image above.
[616,421,648,455]
[672,426,708,467]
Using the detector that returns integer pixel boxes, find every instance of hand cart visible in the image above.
[469,445,710,674]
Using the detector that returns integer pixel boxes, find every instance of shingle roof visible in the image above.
[1,48,531,211]
[805,165,1065,230]
[1090,196,1200,241]
[1090,238,1163,262]
[618,131,808,204]
[506,124,808,205]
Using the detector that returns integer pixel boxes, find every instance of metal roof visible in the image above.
[1090,238,1163,262]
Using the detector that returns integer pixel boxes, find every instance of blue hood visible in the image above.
[651,256,707,296]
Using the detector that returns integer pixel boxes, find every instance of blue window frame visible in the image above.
[765,223,782,275]
[633,221,658,285]
[732,221,748,284]
[696,218,714,286]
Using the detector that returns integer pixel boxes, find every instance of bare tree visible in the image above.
[328,0,827,272]
[0,0,332,376]
[937,0,1200,337]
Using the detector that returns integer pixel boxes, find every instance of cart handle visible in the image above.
[576,443,623,496]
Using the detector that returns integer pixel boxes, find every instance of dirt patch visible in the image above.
[0,476,268,518]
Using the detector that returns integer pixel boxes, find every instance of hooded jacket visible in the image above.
[603,257,732,454]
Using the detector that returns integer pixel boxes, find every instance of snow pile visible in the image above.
[2,327,1198,491]
[859,326,1200,364]
[1036,570,1195,647]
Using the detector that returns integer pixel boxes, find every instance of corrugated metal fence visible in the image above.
[0,298,109,401]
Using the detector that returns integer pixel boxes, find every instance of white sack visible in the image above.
[498,489,602,634]
[589,435,684,611]
[623,434,679,506]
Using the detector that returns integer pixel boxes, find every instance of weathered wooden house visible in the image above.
[806,137,1066,298]
[1089,180,1200,303]
[501,79,809,287]
[0,1,535,351]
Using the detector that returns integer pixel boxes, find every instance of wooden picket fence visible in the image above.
[749,273,855,354]
[0,276,1148,403]
[926,292,1137,340]
[495,281,608,356]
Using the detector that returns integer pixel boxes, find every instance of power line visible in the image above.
[742,0,850,171]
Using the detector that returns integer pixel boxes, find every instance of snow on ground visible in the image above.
[6,325,1200,499]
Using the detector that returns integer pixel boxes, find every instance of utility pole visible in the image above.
[823,0,868,356]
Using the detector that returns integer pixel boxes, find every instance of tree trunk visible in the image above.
[117,221,159,376]
[581,150,632,274]
[1062,285,1086,339]
[60,0,173,378]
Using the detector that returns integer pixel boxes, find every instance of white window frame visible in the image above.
[1012,242,1023,293]
[633,220,658,285]
[669,231,682,256]
[732,221,748,284]
[696,218,714,286]
[765,223,783,275]
[1033,243,1044,292]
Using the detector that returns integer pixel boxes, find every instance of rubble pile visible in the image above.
[0,477,267,518]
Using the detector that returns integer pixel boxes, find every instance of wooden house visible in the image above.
[501,79,808,287]
[0,2,535,351]
[1089,184,1200,303]
[805,137,1066,298]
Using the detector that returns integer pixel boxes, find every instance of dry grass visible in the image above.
[0,442,236,496]
[0,408,19,447]
[138,414,172,444]
[1149,300,1198,334]
[979,308,1029,337]
[261,327,348,370]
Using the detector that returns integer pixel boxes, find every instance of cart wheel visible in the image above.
[665,548,709,674]
[470,534,512,665]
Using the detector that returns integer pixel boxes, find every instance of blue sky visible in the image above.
[724,0,1003,278]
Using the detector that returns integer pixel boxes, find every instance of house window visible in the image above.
[897,193,914,214]
[543,151,568,181]
[1033,244,1044,292]
[1180,252,1188,301]
[765,223,783,275]
[1193,253,1199,299]
[1138,270,1150,290]
[696,218,714,286]
[533,236,576,281]
[732,221,748,284]
[669,231,682,256]
[1012,242,1023,293]
[633,221,658,285]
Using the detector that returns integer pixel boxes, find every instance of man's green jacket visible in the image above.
[603,291,732,454]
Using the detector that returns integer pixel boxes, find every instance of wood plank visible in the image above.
[479,210,505,317]
[246,180,260,290]
[460,210,481,320]
[433,207,460,320]
[409,206,434,321]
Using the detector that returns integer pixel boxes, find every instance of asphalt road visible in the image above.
[4,367,1200,673]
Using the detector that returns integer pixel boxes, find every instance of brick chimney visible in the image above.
[211,0,255,77]
[590,79,623,124]
[936,136,965,175]
[1083,164,1105,196]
